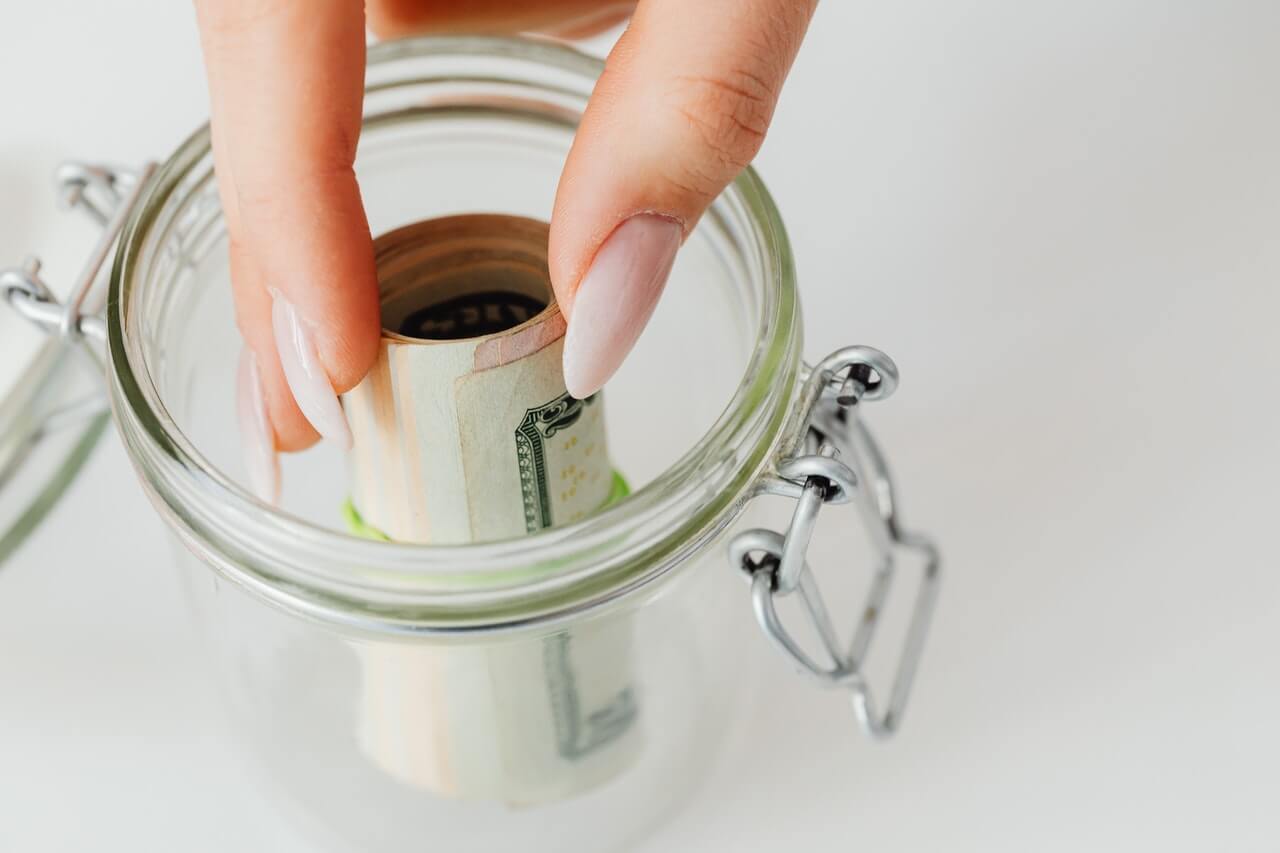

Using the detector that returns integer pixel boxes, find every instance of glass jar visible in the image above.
[2,35,938,852]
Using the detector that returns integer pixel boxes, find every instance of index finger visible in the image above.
[195,0,379,466]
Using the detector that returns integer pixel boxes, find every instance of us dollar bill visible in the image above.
[343,215,640,804]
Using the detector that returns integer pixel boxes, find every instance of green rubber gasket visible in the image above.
[343,468,632,543]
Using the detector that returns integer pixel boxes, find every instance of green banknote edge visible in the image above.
[342,469,632,544]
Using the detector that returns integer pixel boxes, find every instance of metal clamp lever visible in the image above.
[729,346,941,740]
[1,162,156,345]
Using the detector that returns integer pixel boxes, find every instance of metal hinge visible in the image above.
[1,162,156,345]
[729,346,941,740]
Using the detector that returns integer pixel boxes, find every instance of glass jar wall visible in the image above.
[182,535,756,851]
[106,37,803,851]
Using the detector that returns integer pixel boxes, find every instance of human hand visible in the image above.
[194,0,817,502]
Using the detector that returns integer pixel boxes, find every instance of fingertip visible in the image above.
[317,278,382,396]
[270,289,355,450]
[227,238,322,453]
[237,348,281,504]
[258,342,323,454]
[560,214,681,397]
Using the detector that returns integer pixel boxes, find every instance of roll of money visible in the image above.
[343,215,640,803]
[346,215,614,542]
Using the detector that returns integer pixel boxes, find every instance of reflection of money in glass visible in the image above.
[544,633,638,758]
[344,215,641,804]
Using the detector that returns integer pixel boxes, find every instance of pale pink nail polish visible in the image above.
[237,349,281,504]
[270,289,353,450]
[562,214,683,399]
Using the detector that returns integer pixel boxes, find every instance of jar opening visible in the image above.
[375,213,554,341]
[107,36,802,632]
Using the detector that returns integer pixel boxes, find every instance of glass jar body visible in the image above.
[108,35,803,851]
[177,522,761,851]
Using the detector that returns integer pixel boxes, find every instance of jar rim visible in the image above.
[107,35,803,634]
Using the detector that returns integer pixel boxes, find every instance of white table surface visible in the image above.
[3,2,1279,850]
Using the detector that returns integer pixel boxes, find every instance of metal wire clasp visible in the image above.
[1,162,156,345]
[729,346,941,740]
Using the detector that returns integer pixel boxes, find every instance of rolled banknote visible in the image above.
[343,215,640,804]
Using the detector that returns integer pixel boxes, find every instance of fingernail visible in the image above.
[562,214,683,398]
[270,289,353,450]
[237,349,280,504]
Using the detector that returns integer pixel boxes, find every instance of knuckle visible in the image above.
[656,156,726,203]
[669,69,777,180]
[232,178,288,223]
[235,159,355,219]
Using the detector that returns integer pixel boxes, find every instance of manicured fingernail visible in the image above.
[237,348,280,504]
[270,289,353,450]
[562,214,682,399]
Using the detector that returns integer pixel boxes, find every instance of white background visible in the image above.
[3,2,1279,850]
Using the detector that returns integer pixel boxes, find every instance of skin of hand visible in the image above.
[196,0,818,503]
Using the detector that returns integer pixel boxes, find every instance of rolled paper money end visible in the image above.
[344,215,639,804]
[345,214,614,545]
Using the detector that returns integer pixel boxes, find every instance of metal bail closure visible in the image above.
[0,162,156,564]
[1,162,156,345]
[729,346,941,740]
